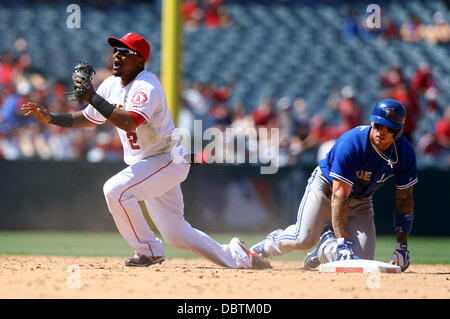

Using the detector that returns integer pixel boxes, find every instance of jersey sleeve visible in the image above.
[329,141,358,187]
[127,82,161,124]
[82,79,109,125]
[394,140,418,190]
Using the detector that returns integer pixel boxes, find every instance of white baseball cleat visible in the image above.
[232,237,272,270]
[250,229,282,258]
[250,239,267,257]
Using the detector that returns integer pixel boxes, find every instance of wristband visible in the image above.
[336,238,354,246]
[396,242,408,250]
[49,112,74,127]
[394,212,414,233]
[89,93,115,119]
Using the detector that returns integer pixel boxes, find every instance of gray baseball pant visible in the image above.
[263,166,376,262]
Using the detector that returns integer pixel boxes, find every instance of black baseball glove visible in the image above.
[68,61,96,102]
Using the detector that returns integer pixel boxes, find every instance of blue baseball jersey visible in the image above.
[319,125,418,198]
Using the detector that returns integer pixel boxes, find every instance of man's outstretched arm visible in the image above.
[21,102,95,128]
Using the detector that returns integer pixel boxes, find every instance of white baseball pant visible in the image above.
[103,152,252,268]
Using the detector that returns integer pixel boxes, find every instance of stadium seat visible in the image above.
[0,0,448,124]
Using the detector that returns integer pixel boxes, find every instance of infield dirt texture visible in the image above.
[0,255,449,299]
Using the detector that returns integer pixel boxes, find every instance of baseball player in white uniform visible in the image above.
[21,32,270,269]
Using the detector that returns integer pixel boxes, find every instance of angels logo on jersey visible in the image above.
[131,91,148,106]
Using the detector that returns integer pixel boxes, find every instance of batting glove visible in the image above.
[336,238,360,261]
[390,242,410,272]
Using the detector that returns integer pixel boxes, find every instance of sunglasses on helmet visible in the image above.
[113,47,139,56]
[373,123,397,134]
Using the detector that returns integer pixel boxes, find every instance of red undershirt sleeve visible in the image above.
[128,111,146,128]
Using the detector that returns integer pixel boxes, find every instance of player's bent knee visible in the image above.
[293,236,316,250]
[103,178,123,200]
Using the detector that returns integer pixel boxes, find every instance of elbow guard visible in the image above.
[394,212,414,233]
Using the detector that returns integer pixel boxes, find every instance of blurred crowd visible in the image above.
[1,3,449,167]
[344,9,450,44]
[180,64,450,167]
[0,37,121,162]
[182,0,234,30]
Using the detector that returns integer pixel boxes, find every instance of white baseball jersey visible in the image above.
[83,70,176,165]
[83,69,254,268]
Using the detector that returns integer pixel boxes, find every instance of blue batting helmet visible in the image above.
[370,99,406,139]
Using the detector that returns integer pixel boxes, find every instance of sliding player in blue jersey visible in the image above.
[251,99,416,272]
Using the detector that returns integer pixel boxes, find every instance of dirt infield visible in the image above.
[0,255,449,299]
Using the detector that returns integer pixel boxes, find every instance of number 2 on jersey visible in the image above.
[126,132,140,150]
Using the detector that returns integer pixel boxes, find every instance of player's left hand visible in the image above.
[389,243,410,272]
[336,238,360,261]
[71,62,96,104]
[73,77,95,104]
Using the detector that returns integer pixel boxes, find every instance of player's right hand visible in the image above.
[336,238,360,261]
[389,243,410,272]
[21,102,51,124]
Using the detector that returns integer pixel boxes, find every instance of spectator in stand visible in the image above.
[251,96,276,128]
[336,86,362,135]
[217,5,233,28]
[410,62,437,99]
[0,52,15,89]
[308,114,340,144]
[400,14,424,42]
[285,118,321,164]
[380,65,405,91]
[13,37,31,74]
[423,88,442,116]
[87,131,123,163]
[200,82,216,105]
[292,96,310,123]
[325,85,362,137]
[204,0,221,28]
[380,14,399,41]
[276,97,294,138]
[421,11,450,44]
[204,0,232,28]
[0,77,31,134]
[417,129,443,156]
[213,81,234,103]
[208,101,232,129]
[183,81,210,117]
[230,103,252,130]
[0,127,22,160]
[181,0,204,31]
[343,9,359,41]
[384,82,419,143]
[435,105,450,148]
[379,66,420,143]
[432,11,450,43]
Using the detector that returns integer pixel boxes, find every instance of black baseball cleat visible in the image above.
[125,254,165,267]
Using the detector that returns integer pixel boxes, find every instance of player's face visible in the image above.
[370,122,395,151]
[112,47,144,77]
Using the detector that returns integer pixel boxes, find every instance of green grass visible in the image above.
[0,231,448,264]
